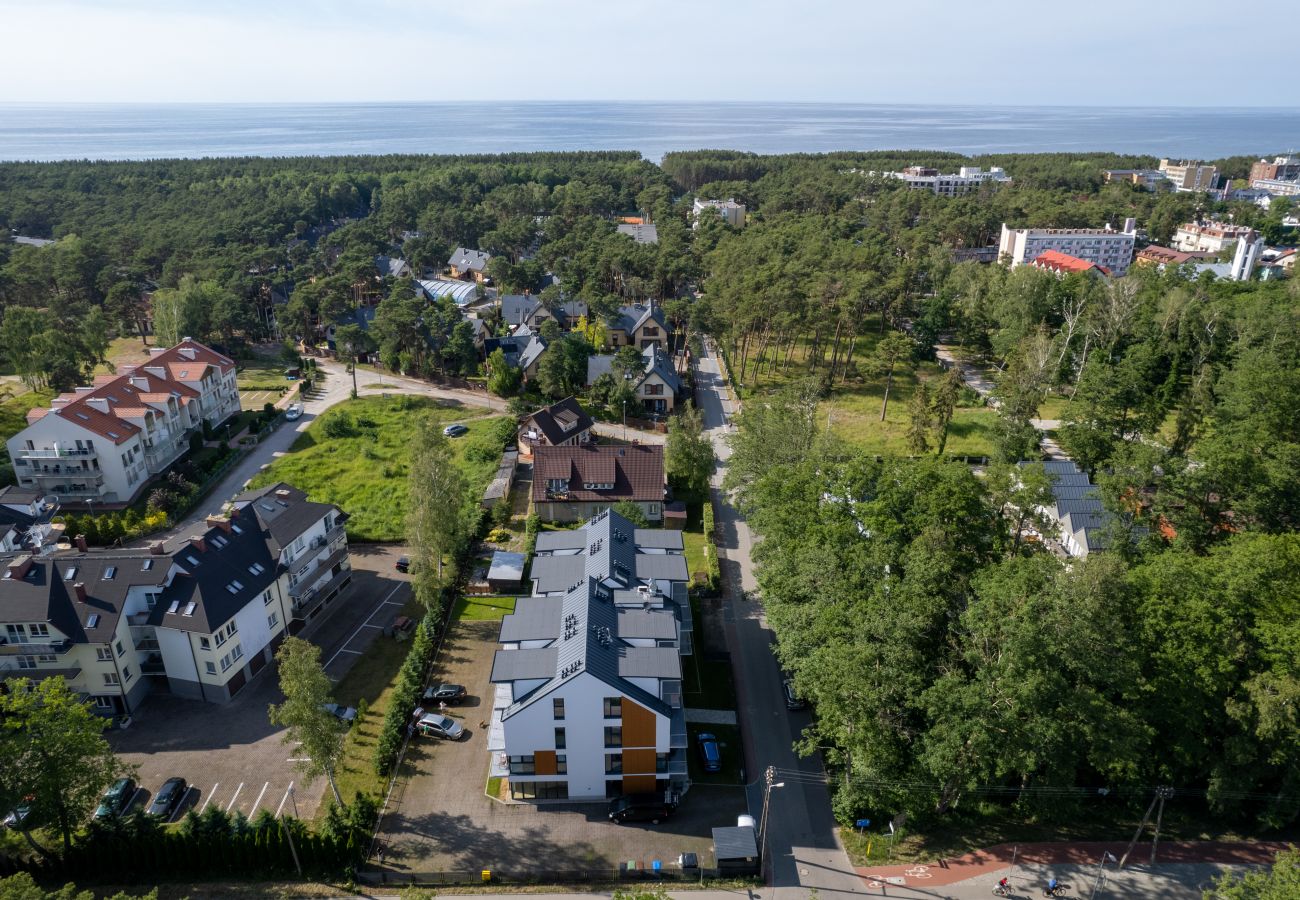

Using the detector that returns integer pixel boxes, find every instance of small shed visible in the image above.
[662,501,687,531]
[481,448,520,509]
[712,825,759,875]
[487,551,526,593]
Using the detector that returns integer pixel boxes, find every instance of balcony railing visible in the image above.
[0,639,73,656]
[25,469,104,483]
[15,447,97,459]
[288,545,349,586]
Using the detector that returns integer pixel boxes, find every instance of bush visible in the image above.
[322,412,356,439]
[373,609,440,777]
[524,512,540,557]
[485,527,510,544]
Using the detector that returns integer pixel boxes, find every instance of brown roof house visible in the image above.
[532,444,665,523]
[518,397,594,458]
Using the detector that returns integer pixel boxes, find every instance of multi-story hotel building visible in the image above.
[998,219,1137,276]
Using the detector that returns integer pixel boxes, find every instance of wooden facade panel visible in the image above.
[623,775,656,794]
[621,699,656,748]
[623,747,656,775]
[534,750,557,776]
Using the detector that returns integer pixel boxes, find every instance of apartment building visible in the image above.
[532,444,665,524]
[692,198,746,228]
[1171,222,1258,254]
[1251,178,1300,198]
[1248,155,1300,184]
[1158,159,1219,192]
[488,508,691,801]
[1102,169,1168,190]
[998,220,1137,276]
[882,166,1011,197]
[6,339,240,504]
[0,482,349,715]
[1030,250,1109,277]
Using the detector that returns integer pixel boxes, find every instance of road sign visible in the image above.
[856,818,871,829]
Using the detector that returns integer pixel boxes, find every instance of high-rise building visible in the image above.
[998,219,1138,276]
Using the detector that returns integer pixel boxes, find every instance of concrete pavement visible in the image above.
[692,343,864,900]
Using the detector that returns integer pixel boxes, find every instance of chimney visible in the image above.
[275,489,292,499]
[6,556,33,580]
[149,541,166,556]
[205,514,232,533]
[189,535,206,553]
[73,582,87,602]
[74,533,88,553]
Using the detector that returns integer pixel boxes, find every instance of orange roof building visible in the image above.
[1030,250,1110,277]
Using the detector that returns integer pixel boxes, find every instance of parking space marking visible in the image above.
[323,581,406,671]
[360,624,384,629]
[127,787,146,813]
[171,787,196,823]
[250,782,269,815]
[199,783,219,813]
[275,782,294,818]
[338,648,363,655]
[225,782,244,812]
[383,600,406,606]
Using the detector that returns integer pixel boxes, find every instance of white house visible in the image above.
[6,339,240,504]
[998,220,1137,276]
[692,198,746,228]
[488,509,691,801]
[880,166,1011,197]
[1171,222,1258,254]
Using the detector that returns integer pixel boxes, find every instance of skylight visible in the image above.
[231,523,244,534]
[167,600,180,614]
[103,566,116,580]
[63,566,77,581]
[86,614,100,628]
[186,555,199,566]
[182,602,196,617]
[248,563,265,575]
[142,559,153,570]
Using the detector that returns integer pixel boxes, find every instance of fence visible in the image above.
[357,866,734,887]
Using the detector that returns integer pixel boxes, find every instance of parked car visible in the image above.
[322,703,357,726]
[285,403,303,421]
[93,778,136,820]
[395,555,410,573]
[422,683,467,705]
[442,423,468,437]
[782,677,807,711]
[415,712,465,740]
[2,798,33,830]
[696,732,722,773]
[608,793,677,825]
[390,615,415,641]
[146,778,188,819]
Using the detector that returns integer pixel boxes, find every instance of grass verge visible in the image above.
[454,595,517,621]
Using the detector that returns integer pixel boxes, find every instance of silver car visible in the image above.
[416,712,464,740]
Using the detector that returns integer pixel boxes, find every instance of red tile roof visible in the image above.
[532,444,664,503]
[1031,250,1109,276]
[147,339,235,375]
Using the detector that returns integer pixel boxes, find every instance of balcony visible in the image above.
[0,661,81,682]
[25,468,104,483]
[656,748,689,776]
[140,653,165,675]
[288,544,349,586]
[669,707,687,749]
[15,447,97,460]
[289,562,352,620]
[0,639,73,656]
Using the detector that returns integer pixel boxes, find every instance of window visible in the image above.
[604,753,623,774]
[231,643,243,662]
[16,656,36,670]
[205,661,217,676]
[604,726,622,748]
[603,697,622,718]
[115,640,124,657]
[93,696,115,710]
[645,383,663,396]
[37,654,56,664]
[225,621,238,638]
[556,754,568,775]
[555,728,566,750]
[215,631,227,648]
[268,612,279,629]
[103,566,116,580]
[199,636,211,650]
[145,593,158,610]
[121,666,132,682]
[103,672,120,686]
[552,697,565,720]
[263,589,274,605]
[29,624,49,638]
[508,755,536,775]
[96,647,112,662]
[219,654,232,673]
[509,781,568,800]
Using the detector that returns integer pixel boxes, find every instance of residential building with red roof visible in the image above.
[6,339,240,505]
[1030,250,1110,277]
[532,444,665,523]
[999,220,1137,275]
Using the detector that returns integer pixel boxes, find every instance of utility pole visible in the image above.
[1151,786,1174,864]
[1119,789,1161,869]
[758,766,785,880]
[1089,851,1117,899]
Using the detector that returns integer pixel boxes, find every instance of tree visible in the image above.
[536,333,591,399]
[906,381,932,455]
[1206,848,1300,899]
[150,275,224,345]
[486,348,522,397]
[873,330,915,421]
[985,461,1058,556]
[105,281,151,346]
[407,415,469,609]
[664,402,713,498]
[0,873,159,900]
[268,637,346,807]
[930,367,962,454]
[612,500,650,528]
[0,677,129,853]
[332,323,374,398]
[610,345,644,381]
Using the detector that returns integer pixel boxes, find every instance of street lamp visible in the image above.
[758,766,785,879]
[1089,851,1118,899]
[622,399,627,442]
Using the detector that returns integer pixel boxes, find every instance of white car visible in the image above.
[415,712,465,740]
[285,403,303,421]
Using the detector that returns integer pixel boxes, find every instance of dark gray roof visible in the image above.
[633,529,684,551]
[640,344,683,394]
[525,397,594,447]
[534,531,588,553]
[491,647,557,681]
[518,335,548,370]
[1048,484,1101,502]
[0,553,142,645]
[487,551,526,583]
[618,646,681,679]
[529,554,586,594]
[374,256,410,279]
[151,520,281,634]
[1054,497,1104,517]
[231,483,336,557]
[500,294,543,326]
[586,354,615,385]
[449,247,490,272]
[616,607,679,640]
[612,303,667,335]
[713,826,758,861]
[635,554,689,583]
[498,597,563,643]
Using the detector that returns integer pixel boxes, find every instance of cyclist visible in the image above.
[1044,876,1060,896]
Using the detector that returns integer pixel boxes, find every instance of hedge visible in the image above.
[373,605,440,777]
[701,499,721,595]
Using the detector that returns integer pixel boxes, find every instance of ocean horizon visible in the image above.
[1,101,1298,163]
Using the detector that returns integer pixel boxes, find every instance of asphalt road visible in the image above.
[692,343,864,899]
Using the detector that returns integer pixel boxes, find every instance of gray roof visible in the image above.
[1048,484,1101,502]
[635,554,689,583]
[534,530,588,553]
[612,303,667,335]
[518,335,548,370]
[587,354,615,386]
[633,529,685,551]
[501,294,543,327]
[491,648,558,681]
[374,255,410,279]
[713,826,759,861]
[616,223,659,244]
[499,597,563,643]
[616,607,679,640]
[449,247,490,272]
[487,551,526,583]
[1054,497,1104,518]
[618,646,681,679]
[416,278,479,306]
[529,554,586,594]
[640,344,683,394]
[231,483,336,558]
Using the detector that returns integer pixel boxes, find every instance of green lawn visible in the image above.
[247,395,509,541]
[1037,394,1069,421]
[453,595,517,621]
[236,347,295,391]
[0,388,54,445]
[729,322,997,458]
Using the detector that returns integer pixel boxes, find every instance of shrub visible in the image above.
[524,512,540,557]
[322,412,356,439]
[373,610,440,777]
[486,527,510,544]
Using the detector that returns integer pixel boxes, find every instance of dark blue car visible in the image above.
[696,732,722,773]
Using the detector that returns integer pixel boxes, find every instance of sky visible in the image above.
[1,0,1289,106]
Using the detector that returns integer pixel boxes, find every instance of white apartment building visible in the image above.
[6,339,241,504]
[883,166,1011,197]
[998,219,1138,276]
[692,198,746,228]
[1171,222,1258,254]
[488,509,691,801]
[1158,159,1219,192]
[0,482,350,715]
[1251,178,1300,197]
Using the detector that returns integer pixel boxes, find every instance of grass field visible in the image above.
[0,388,54,445]
[247,395,509,541]
[453,595,517,621]
[97,335,155,374]
[729,321,997,458]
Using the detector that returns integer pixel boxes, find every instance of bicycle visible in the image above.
[992,886,1013,897]
[1042,886,1068,898]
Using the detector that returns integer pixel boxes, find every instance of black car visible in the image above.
[782,678,807,711]
[395,555,410,573]
[422,683,467,705]
[608,793,677,825]
[146,777,188,819]
[94,778,137,820]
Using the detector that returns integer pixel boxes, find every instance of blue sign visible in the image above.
[856,818,871,829]
[652,859,662,873]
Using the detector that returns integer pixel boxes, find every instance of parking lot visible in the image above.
[240,388,286,410]
[109,544,411,824]
[376,617,747,878]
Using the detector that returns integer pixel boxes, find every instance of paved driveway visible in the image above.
[376,618,745,879]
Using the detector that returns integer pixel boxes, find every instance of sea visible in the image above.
[0,102,1297,163]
